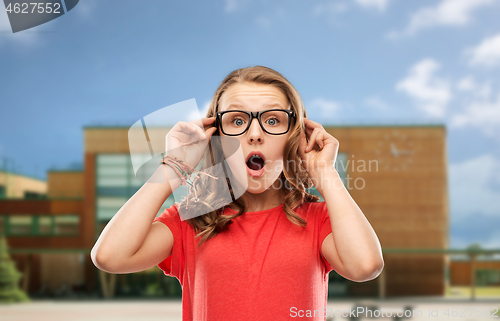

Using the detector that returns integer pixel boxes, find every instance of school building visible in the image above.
[0,122,460,298]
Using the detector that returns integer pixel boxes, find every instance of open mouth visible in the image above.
[246,153,266,177]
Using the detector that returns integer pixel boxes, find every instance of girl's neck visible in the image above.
[237,182,286,213]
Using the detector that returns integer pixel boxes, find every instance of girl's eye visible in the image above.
[232,118,245,126]
[265,117,280,126]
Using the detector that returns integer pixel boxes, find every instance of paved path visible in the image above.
[0,300,182,321]
[0,298,498,320]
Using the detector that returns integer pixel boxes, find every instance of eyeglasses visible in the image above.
[216,109,296,136]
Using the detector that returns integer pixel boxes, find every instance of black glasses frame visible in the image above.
[216,109,296,136]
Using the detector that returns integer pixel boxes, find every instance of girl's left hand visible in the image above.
[298,118,340,179]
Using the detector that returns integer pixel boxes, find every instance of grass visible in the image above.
[446,285,500,298]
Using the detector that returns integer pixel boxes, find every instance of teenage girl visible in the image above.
[91,66,384,321]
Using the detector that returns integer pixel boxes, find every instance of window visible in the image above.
[38,216,53,235]
[24,191,46,199]
[1,215,79,236]
[96,154,174,223]
[306,152,348,202]
[54,215,79,235]
[9,215,33,235]
[476,269,500,286]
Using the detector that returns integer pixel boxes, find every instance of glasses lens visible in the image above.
[221,111,250,135]
[261,110,289,134]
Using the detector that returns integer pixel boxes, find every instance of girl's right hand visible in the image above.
[165,117,218,170]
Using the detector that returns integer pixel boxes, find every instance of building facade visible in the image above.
[0,123,449,298]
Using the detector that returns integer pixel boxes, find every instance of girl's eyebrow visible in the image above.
[226,102,287,110]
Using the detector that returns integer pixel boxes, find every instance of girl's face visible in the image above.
[218,82,293,194]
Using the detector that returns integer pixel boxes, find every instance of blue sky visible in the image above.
[1,0,500,248]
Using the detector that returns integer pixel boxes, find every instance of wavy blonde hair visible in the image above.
[178,65,320,247]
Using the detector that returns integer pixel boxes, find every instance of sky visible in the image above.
[1,0,500,249]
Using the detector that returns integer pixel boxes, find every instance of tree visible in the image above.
[0,233,30,303]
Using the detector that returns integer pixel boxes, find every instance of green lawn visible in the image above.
[446,285,500,298]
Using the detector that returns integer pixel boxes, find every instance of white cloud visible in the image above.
[0,7,40,47]
[466,33,500,68]
[457,76,476,91]
[353,0,390,12]
[74,0,97,19]
[449,154,500,221]
[0,6,11,31]
[387,0,495,38]
[255,7,287,29]
[309,97,341,119]
[363,96,389,110]
[256,15,272,28]
[313,0,389,24]
[449,92,500,137]
[451,232,500,250]
[0,0,96,47]
[225,0,249,13]
[396,58,451,118]
[312,1,348,16]
[456,76,491,99]
[481,231,500,248]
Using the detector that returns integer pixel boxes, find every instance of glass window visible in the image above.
[38,216,53,235]
[96,154,147,221]
[335,152,348,186]
[97,176,128,187]
[95,154,202,223]
[24,191,46,199]
[130,174,146,188]
[476,269,500,286]
[9,215,33,235]
[97,187,130,197]
[54,215,79,235]
[97,165,129,177]
[97,197,128,221]
[97,154,129,166]
[306,152,348,201]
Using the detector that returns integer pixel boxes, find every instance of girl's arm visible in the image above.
[318,170,384,282]
[90,165,181,273]
[91,117,217,273]
[299,118,384,282]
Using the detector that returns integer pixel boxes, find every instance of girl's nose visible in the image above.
[247,118,263,143]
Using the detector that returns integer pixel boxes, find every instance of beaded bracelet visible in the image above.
[160,155,218,209]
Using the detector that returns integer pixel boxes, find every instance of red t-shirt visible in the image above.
[153,201,334,321]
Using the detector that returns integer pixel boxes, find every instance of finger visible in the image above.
[179,122,203,142]
[201,116,217,127]
[178,121,198,134]
[171,131,200,146]
[306,128,321,152]
[303,123,314,143]
[173,123,194,141]
[303,118,323,131]
[204,127,218,141]
[317,132,325,149]
[305,126,314,138]
[191,122,207,140]
[184,122,201,140]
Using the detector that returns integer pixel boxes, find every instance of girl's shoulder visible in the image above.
[155,203,193,227]
[154,203,181,225]
[292,200,327,219]
[300,200,326,211]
